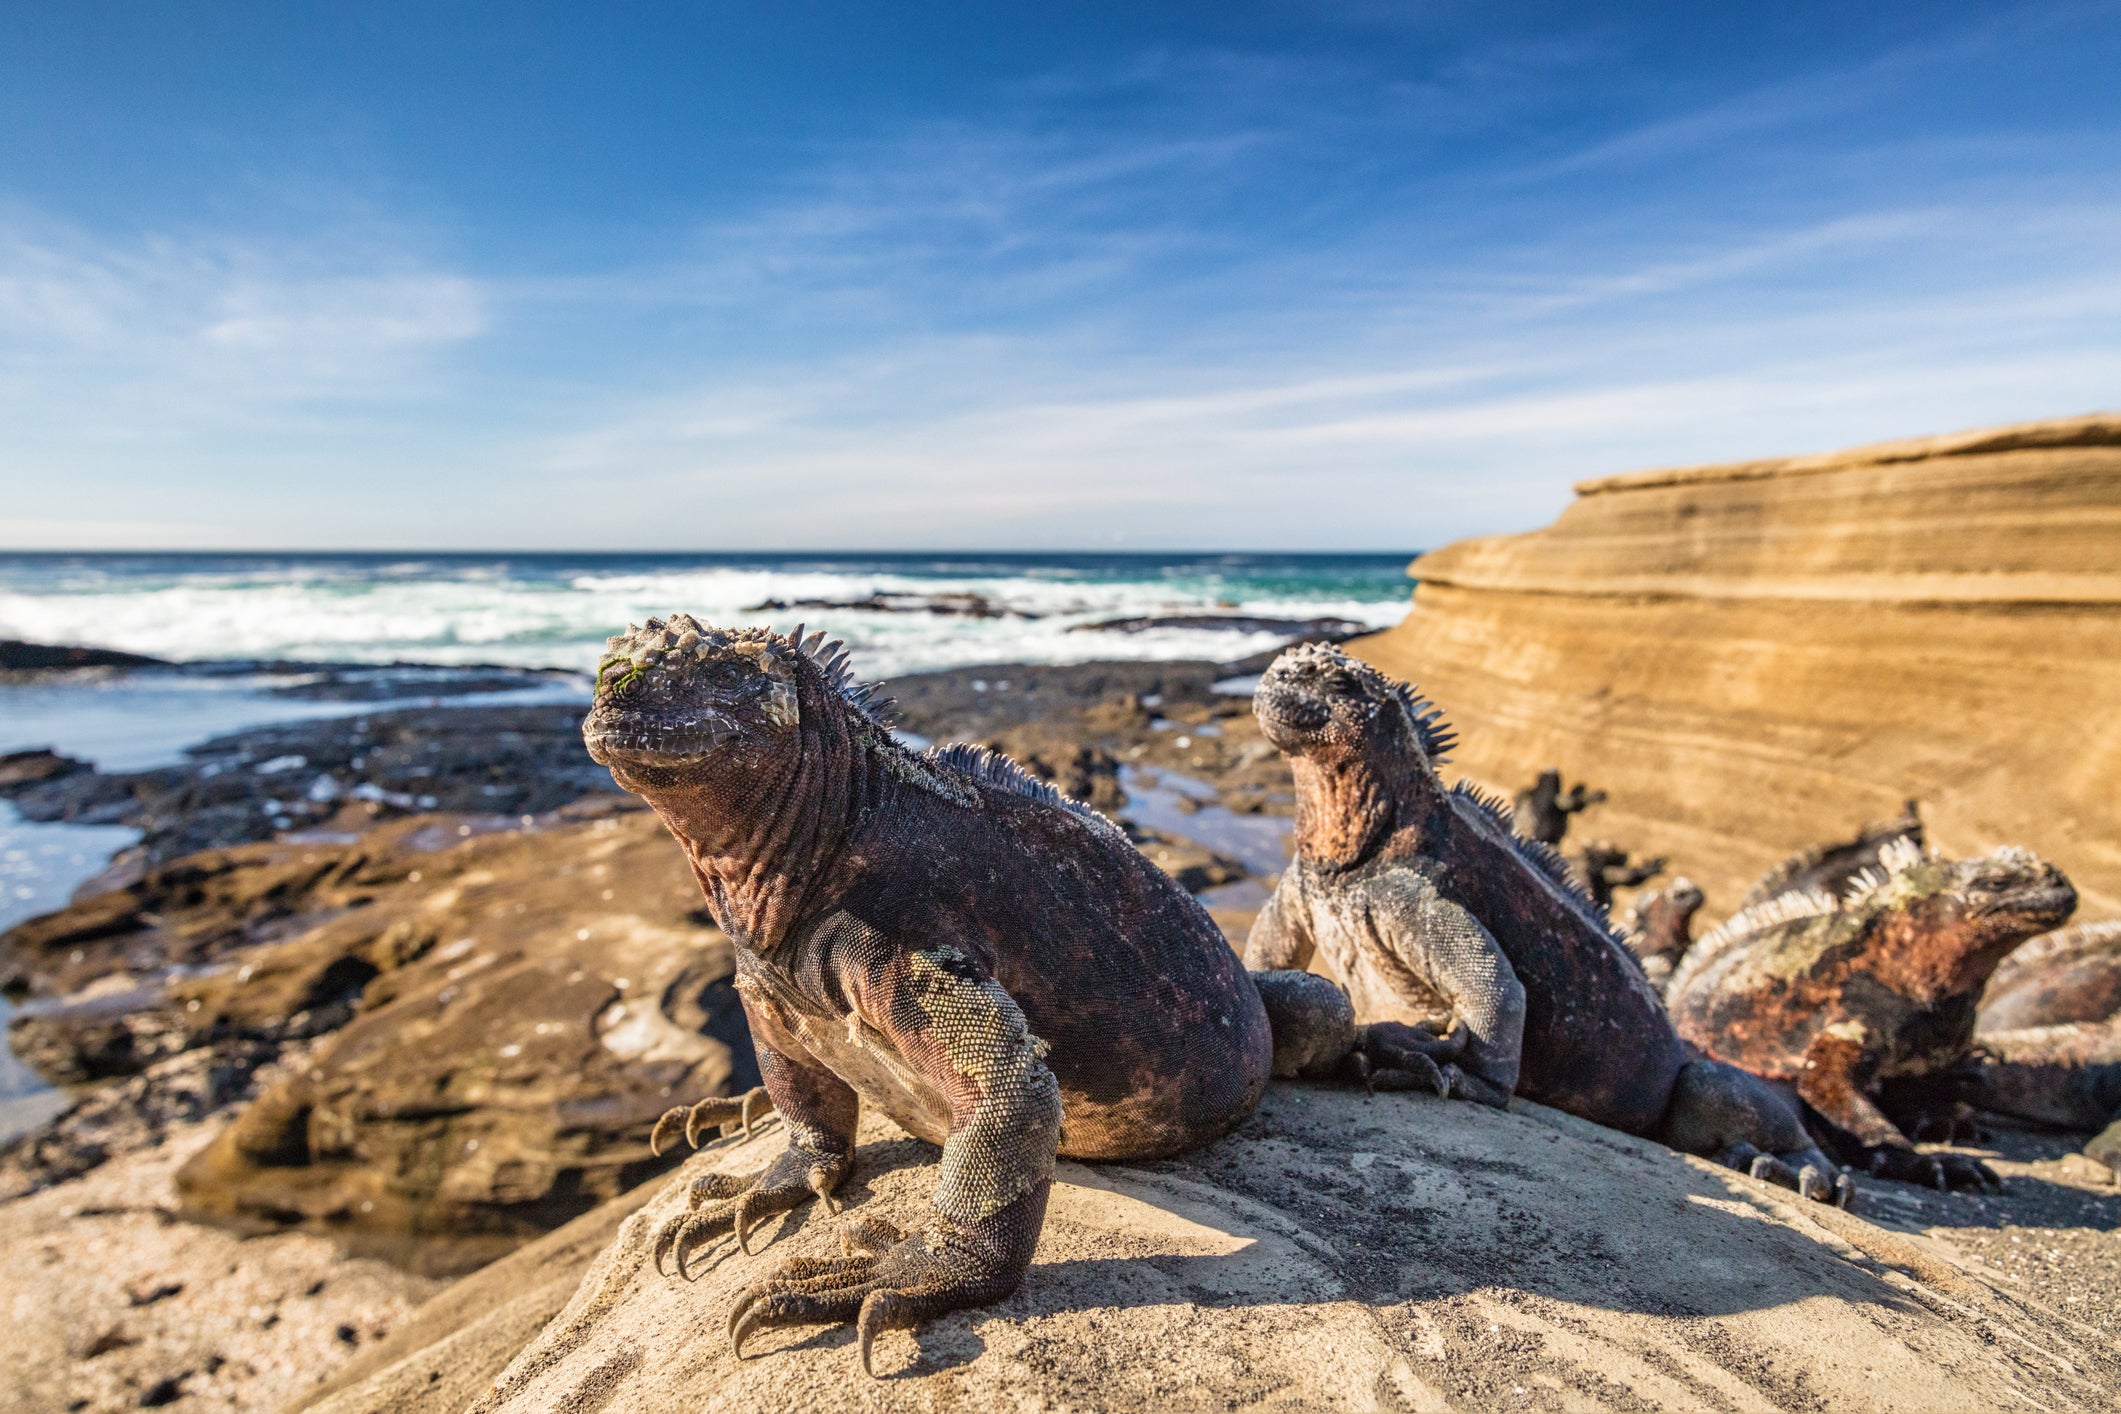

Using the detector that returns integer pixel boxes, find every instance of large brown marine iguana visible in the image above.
[1666,839,2076,1190]
[580,616,1442,1375]
[1240,643,1851,1203]
[1966,922,2121,1150]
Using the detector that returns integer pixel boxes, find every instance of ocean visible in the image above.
[0,551,1414,682]
[0,550,1413,923]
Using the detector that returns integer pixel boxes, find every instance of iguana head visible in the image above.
[1850,845,2076,960]
[582,617,803,787]
[1252,642,1455,770]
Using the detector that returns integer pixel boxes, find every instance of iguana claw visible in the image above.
[649,1086,776,1157]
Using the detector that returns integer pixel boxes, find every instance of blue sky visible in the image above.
[1,2,2116,550]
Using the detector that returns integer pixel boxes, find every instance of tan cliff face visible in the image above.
[1350,413,2121,920]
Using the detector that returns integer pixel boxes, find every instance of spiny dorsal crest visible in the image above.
[773,621,897,727]
[923,742,1121,834]
[1840,834,1935,907]
[1447,780,1625,941]
[1670,886,1841,998]
[1281,641,1456,766]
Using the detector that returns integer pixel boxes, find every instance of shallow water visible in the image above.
[1119,765,1291,876]
[0,802,142,1142]
[0,671,588,773]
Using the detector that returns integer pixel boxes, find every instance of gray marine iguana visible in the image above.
[1570,840,1667,912]
[581,616,1443,1376]
[1511,769,1604,846]
[1239,643,1850,1203]
[1620,877,1706,991]
[1665,837,2076,1190]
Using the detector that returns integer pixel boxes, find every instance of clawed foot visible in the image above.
[1907,1111,1991,1145]
[1867,1144,2002,1193]
[652,1146,848,1278]
[1715,1142,1856,1207]
[650,1086,775,1157]
[728,1215,1023,1378]
[1340,1021,1462,1099]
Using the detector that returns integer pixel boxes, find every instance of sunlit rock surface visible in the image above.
[297,1088,2118,1413]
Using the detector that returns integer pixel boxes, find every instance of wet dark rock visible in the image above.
[0,704,623,866]
[0,640,167,671]
[746,591,1029,618]
[1068,613,1368,638]
[0,748,94,789]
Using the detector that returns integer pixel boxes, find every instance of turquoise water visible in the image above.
[0,551,1416,680]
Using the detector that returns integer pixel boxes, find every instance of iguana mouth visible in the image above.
[582,705,744,767]
[1971,879,2076,925]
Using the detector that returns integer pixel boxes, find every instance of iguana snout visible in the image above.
[582,614,799,777]
[1252,642,1387,752]
[1956,848,2076,928]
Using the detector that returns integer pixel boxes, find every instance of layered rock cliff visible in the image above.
[1352,413,2121,918]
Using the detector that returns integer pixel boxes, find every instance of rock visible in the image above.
[1,811,757,1271]
[1068,613,1370,638]
[310,1087,2118,1413]
[746,591,1030,618]
[289,1167,666,1414]
[1352,414,2121,919]
[1125,829,1248,893]
[0,1117,440,1414]
[0,702,623,866]
[166,812,753,1275]
[0,748,91,789]
[0,639,167,670]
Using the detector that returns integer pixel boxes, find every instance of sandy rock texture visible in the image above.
[309,1088,2118,1414]
[1352,414,2121,920]
[0,1118,439,1414]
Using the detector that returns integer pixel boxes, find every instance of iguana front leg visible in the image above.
[1243,880,1314,972]
[653,1004,859,1276]
[1796,1025,1998,1192]
[729,942,1062,1377]
[1369,868,1526,1108]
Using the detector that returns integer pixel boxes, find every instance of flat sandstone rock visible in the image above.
[328,1086,2117,1413]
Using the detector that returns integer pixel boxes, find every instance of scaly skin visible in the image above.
[1956,921,2121,1140]
[1243,643,1850,1205]
[1667,845,2077,1191]
[581,616,1409,1376]
[1621,878,1706,993]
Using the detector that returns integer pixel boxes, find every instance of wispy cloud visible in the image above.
[1,6,2116,549]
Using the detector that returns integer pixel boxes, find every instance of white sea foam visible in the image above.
[0,554,1411,680]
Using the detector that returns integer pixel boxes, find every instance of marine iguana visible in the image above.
[1958,922,2121,1149]
[1571,840,1667,912]
[1240,643,1850,1203]
[1621,877,1706,991]
[581,616,1438,1376]
[1666,839,2076,1190]
[1735,801,1924,912]
[1511,769,1604,846]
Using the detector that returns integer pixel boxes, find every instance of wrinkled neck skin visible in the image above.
[1289,733,1438,873]
[1868,895,2028,1004]
[629,683,882,955]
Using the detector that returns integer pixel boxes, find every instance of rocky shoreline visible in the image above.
[4,635,2119,1410]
